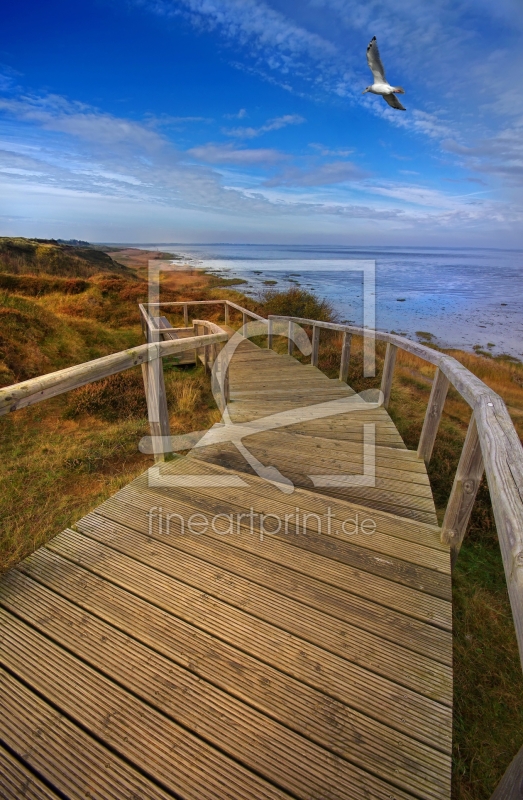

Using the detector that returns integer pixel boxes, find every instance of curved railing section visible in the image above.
[1,296,522,796]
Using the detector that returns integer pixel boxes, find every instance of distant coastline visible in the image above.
[124,243,523,360]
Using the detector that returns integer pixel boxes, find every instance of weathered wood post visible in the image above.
[417,368,450,464]
[183,303,189,327]
[311,325,320,367]
[441,414,484,567]
[224,302,229,326]
[288,320,294,356]
[194,322,200,365]
[267,317,273,350]
[339,332,352,382]
[490,743,523,799]
[203,323,210,374]
[141,354,171,463]
[242,311,247,334]
[380,343,397,409]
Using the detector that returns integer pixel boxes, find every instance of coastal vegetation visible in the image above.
[0,239,522,799]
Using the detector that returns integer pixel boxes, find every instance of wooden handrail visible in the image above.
[0,332,228,417]
[3,292,522,793]
[268,314,523,704]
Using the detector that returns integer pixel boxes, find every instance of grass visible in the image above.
[1,265,522,798]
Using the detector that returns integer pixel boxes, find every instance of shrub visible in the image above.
[261,287,336,321]
[66,369,147,421]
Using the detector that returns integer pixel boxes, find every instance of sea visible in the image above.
[140,244,523,359]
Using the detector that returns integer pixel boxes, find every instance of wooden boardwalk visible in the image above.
[0,336,452,799]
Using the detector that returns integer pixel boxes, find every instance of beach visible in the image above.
[141,244,523,359]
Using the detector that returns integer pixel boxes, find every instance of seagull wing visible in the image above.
[366,36,386,83]
[383,93,406,110]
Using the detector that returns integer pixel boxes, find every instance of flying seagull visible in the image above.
[363,36,406,110]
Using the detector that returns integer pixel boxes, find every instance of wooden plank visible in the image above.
[108,481,452,628]
[0,745,61,800]
[146,458,445,558]
[417,369,450,465]
[16,546,452,794]
[38,532,453,752]
[49,525,450,703]
[210,430,433,492]
[193,441,438,525]
[0,667,173,800]
[193,450,437,525]
[83,502,452,663]
[0,570,447,800]
[441,414,484,566]
[0,610,291,800]
[71,513,451,701]
[237,428,428,477]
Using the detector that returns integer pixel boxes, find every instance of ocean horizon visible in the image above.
[132,243,523,359]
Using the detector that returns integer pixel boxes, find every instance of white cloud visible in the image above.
[1,84,521,240]
[309,143,354,157]
[187,143,285,165]
[223,113,305,138]
[224,108,248,119]
[264,160,367,186]
[0,94,167,151]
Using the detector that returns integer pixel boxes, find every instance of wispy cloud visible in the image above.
[187,142,285,165]
[223,113,305,138]
[309,143,354,157]
[1,83,521,238]
[264,160,366,187]
[0,94,167,151]
[224,108,248,119]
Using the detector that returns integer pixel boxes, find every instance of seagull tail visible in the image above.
[393,86,405,94]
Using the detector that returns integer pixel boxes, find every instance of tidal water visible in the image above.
[144,244,523,359]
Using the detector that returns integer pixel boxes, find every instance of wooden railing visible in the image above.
[268,315,523,782]
[1,296,522,794]
[0,318,229,462]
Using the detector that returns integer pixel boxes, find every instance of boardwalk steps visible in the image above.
[0,330,455,799]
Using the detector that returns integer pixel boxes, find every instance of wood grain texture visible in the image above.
[418,369,450,465]
[339,331,352,382]
[381,343,398,410]
[441,415,484,566]
[490,743,523,799]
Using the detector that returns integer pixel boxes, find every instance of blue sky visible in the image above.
[1,0,523,245]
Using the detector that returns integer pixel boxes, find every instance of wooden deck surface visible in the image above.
[0,337,452,799]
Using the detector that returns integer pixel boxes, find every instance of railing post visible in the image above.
[267,318,273,349]
[203,323,210,373]
[183,303,188,327]
[194,322,199,365]
[242,311,247,333]
[311,325,320,367]
[380,343,397,409]
[417,368,450,465]
[441,414,484,567]
[141,355,171,463]
[288,320,294,356]
[490,742,523,799]
[339,332,351,382]
[224,302,229,326]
